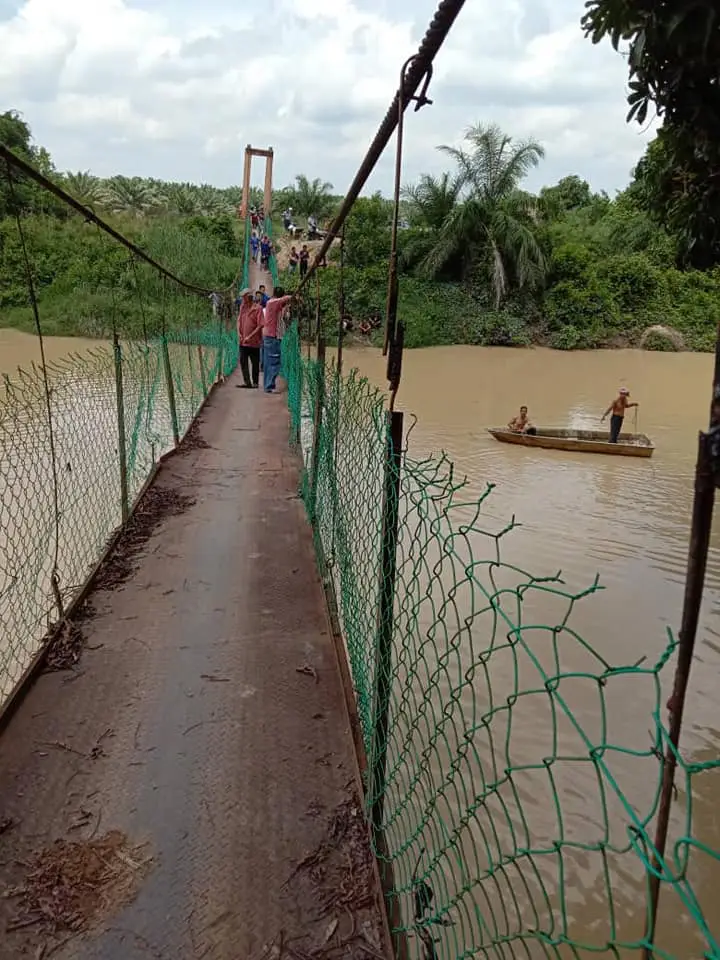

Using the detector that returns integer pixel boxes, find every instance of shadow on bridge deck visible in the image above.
[0,374,391,959]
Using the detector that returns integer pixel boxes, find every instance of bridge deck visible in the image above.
[0,377,390,959]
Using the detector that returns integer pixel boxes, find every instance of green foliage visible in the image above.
[642,329,679,352]
[419,123,547,304]
[540,175,593,214]
[343,194,392,269]
[582,1,720,268]
[283,174,336,220]
[3,106,720,355]
[0,211,237,338]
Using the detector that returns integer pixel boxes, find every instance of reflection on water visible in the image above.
[339,343,720,957]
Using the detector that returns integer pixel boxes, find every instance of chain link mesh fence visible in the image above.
[280,321,720,960]
[0,322,237,707]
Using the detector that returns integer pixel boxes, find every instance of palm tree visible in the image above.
[289,174,335,219]
[404,172,461,229]
[101,175,158,216]
[423,123,547,305]
[63,171,103,208]
[163,182,199,216]
[194,183,228,217]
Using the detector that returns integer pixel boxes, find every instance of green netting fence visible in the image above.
[0,319,237,709]
[280,320,720,960]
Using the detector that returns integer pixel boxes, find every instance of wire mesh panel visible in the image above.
[0,319,233,710]
[280,322,720,960]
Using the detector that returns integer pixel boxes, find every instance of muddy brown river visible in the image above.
[2,330,719,955]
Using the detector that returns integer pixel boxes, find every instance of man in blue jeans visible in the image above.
[261,286,293,393]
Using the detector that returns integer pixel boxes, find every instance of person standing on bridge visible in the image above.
[262,286,293,394]
[237,288,263,389]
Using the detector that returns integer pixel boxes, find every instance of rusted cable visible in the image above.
[0,144,217,297]
[384,56,432,360]
[295,0,467,295]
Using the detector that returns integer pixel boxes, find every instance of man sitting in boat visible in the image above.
[601,387,639,443]
[508,406,537,435]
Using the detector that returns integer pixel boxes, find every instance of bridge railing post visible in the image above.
[113,333,130,524]
[369,410,403,856]
[160,334,180,447]
[308,335,326,524]
[217,315,225,383]
[197,343,208,396]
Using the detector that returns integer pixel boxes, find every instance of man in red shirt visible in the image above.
[262,286,294,393]
[236,288,263,388]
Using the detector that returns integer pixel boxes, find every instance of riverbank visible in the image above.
[0,374,391,960]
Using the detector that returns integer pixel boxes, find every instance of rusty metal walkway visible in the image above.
[0,379,391,959]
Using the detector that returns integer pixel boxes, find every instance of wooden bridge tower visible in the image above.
[240,145,273,219]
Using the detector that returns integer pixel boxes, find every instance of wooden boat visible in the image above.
[487,427,654,458]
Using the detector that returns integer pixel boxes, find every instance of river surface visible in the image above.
[337,344,720,957]
[3,331,719,955]
[0,329,104,379]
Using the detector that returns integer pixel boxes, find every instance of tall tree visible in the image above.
[582,0,720,268]
[0,111,36,217]
[289,174,335,219]
[63,171,103,209]
[422,123,547,305]
[101,175,158,216]
[404,172,461,229]
[540,176,593,216]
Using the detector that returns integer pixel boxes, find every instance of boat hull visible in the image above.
[487,428,654,458]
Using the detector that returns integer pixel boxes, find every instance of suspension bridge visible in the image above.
[1,0,719,958]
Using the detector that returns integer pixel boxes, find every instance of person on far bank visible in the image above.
[601,387,638,443]
[236,288,263,389]
[262,286,293,394]
[299,244,309,278]
[288,246,299,273]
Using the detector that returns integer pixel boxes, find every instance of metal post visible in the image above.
[113,333,130,523]
[642,332,720,956]
[370,410,404,851]
[186,329,196,409]
[197,343,208,396]
[308,335,326,524]
[217,315,225,383]
[161,334,180,446]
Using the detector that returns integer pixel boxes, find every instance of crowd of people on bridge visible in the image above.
[236,285,293,393]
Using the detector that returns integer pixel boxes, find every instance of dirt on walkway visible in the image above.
[0,376,392,960]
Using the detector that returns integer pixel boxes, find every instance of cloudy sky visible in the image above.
[0,0,655,196]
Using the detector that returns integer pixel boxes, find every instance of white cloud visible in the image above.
[0,0,655,194]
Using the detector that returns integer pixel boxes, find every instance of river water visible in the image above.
[338,344,720,958]
[2,331,719,955]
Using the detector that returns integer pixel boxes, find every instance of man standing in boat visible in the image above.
[601,387,638,443]
[508,406,536,435]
